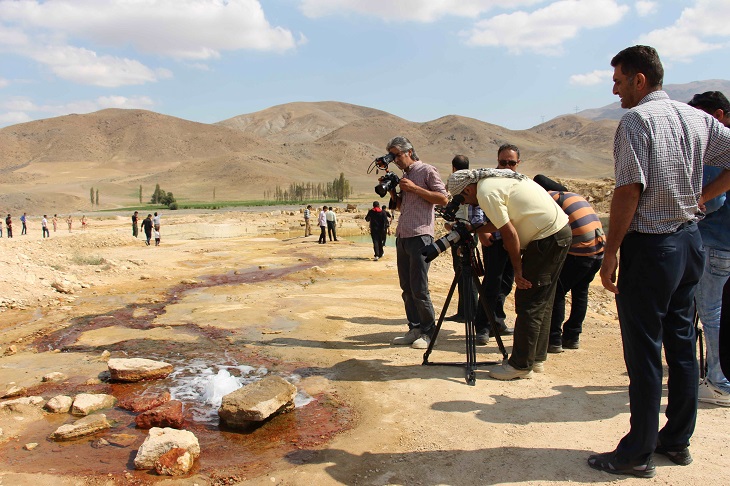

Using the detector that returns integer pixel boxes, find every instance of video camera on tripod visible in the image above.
[421,195,483,263]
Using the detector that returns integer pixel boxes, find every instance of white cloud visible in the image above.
[636,0,729,62]
[28,45,172,88]
[0,77,9,88]
[0,95,156,127]
[0,0,299,59]
[0,111,32,125]
[569,69,613,86]
[299,0,543,22]
[635,1,657,17]
[464,0,629,55]
[0,0,299,88]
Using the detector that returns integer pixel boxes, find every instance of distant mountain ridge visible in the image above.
[1,78,726,213]
[578,79,730,121]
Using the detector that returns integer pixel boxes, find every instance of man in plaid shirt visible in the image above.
[385,136,449,350]
[588,45,730,479]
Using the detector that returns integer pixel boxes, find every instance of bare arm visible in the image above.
[497,221,531,289]
[600,183,641,294]
[700,169,730,206]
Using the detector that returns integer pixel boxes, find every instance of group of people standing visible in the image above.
[303,205,339,244]
[377,44,730,480]
[2,213,80,238]
[132,211,161,246]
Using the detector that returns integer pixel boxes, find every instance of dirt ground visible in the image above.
[0,209,728,486]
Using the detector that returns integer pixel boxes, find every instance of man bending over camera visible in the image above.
[386,136,449,349]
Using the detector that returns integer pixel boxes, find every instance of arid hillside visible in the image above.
[0,102,617,215]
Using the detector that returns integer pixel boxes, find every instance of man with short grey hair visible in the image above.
[385,136,449,350]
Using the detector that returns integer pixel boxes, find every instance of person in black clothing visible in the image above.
[365,201,388,260]
[5,214,12,238]
[141,214,153,246]
[132,211,139,237]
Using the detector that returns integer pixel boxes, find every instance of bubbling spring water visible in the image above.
[167,359,313,424]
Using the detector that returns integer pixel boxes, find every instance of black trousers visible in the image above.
[475,239,514,334]
[615,223,704,462]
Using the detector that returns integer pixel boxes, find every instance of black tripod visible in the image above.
[422,232,509,385]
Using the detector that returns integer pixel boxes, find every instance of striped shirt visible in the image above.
[549,191,605,257]
[396,161,448,238]
[614,90,730,234]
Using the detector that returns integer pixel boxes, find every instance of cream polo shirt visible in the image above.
[476,177,568,249]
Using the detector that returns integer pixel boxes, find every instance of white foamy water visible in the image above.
[167,360,313,423]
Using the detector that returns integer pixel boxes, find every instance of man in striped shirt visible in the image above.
[533,177,605,353]
[588,45,730,479]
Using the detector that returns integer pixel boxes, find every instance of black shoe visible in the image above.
[563,339,580,349]
[475,332,490,345]
[446,314,464,322]
[588,450,656,478]
[548,344,564,354]
[489,326,514,337]
[655,443,692,465]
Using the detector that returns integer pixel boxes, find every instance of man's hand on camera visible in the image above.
[398,178,418,193]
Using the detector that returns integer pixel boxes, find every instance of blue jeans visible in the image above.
[396,235,436,336]
[695,247,730,392]
[615,223,704,462]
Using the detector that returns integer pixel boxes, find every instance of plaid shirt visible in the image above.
[615,91,730,234]
[396,161,448,238]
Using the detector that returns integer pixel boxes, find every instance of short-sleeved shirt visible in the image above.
[548,191,605,257]
[396,161,448,238]
[476,177,568,249]
[614,90,730,234]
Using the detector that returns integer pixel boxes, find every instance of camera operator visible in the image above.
[447,168,571,380]
[386,136,449,349]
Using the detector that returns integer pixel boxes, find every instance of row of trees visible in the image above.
[263,173,352,202]
[89,187,99,206]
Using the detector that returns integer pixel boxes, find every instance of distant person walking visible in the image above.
[132,211,139,238]
[326,206,338,241]
[20,212,27,235]
[52,214,58,232]
[141,214,153,246]
[66,215,72,232]
[81,215,87,230]
[304,205,312,237]
[42,215,50,238]
[4,214,11,238]
[317,206,327,244]
[154,228,161,246]
[153,212,161,231]
[365,201,388,260]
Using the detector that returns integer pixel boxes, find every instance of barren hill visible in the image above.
[0,102,617,215]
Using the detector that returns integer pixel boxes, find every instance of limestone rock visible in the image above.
[42,372,68,382]
[135,400,184,429]
[133,427,200,470]
[154,447,194,476]
[0,396,45,412]
[71,393,117,416]
[45,395,73,413]
[218,375,296,429]
[0,382,25,398]
[51,280,75,294]
[50,414,111,441]
[180,278,198,285]
[4,345,17,356]
[119,392,171,413]
[24,442,39,450]
[108,358,173,382]
[100,350,111,361]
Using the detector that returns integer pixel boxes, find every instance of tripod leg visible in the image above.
[462,261,477,385]
[423,267,460,364]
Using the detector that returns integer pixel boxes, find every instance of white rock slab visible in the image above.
[50,414,111,441]
[71,393,116,416]
[218,375,296,429]
[133,427,200,470]
[108,358,173,382]
[45,395,74,414]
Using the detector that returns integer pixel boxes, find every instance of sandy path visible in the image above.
[0,211,728,485]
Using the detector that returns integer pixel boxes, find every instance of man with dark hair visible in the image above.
[326,206,338,241]
[473,144,519,344]
[687,91,730,407]
[588,45,730,479]
[365,201,388,260]
[446,154,473,322]
[533,176,605,353]
[132,211,139,238]
[385,136,449,350]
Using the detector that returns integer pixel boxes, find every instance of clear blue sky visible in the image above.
[1,0,728,130]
